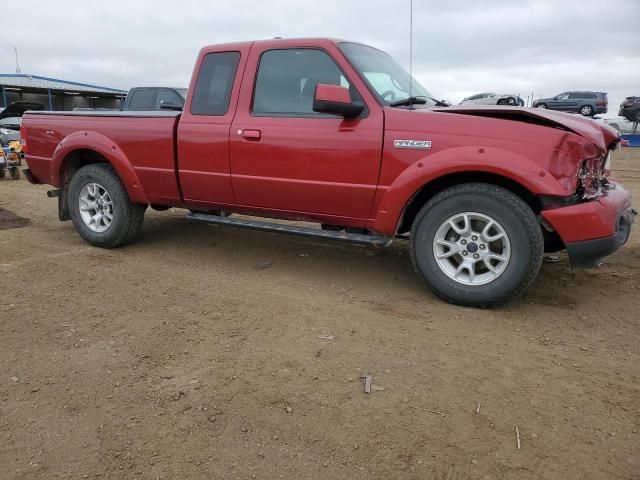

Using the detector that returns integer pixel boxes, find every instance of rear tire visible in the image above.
[580,105,594,116]
[68,163,145,248]
[536,103,547,109]
[0,168,5,179]
[9,167,20,180]
[410,183,543,307]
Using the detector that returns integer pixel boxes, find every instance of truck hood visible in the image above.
[432,105,620,153]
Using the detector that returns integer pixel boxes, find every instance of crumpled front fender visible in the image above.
[371,145,571,235]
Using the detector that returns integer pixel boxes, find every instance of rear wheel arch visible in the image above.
[51,132,149,205]
[397,172,542,234]
[57,148,149,221]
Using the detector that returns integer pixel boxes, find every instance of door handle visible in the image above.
[241,129,261,140]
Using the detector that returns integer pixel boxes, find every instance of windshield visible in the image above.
[176,88,188,99]
[339,42,436,106]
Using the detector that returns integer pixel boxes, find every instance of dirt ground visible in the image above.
[1,149,639,480]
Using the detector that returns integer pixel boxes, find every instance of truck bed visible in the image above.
[23,110,183,205]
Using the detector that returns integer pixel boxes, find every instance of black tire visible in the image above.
[9,167,20,180]
[0,168,5,179]
[410,183,543,307]
[536,103,547,109]
[579,105,594,116]
[497,99,507,106]
[68,163,145,248]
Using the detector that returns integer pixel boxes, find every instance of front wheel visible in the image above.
[536,103,547,109]
[68,163,145,248]
[9,167,20,180]
[410,183,543,307]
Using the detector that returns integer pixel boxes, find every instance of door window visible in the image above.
[252,49,359,117]
[191,52,240,115]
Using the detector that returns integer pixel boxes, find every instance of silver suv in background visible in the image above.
[533,91,607,116]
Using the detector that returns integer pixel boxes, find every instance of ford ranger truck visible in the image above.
[20,38,635,307]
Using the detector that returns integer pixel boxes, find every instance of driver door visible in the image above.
[229,45,383,221]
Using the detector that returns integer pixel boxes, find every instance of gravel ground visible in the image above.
[1,149,639,480]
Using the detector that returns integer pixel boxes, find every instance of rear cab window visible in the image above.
[156,89,185,109]
[191,52,241,115]
[128,89,156,110]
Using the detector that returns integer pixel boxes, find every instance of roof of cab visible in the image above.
[199,37,347,55]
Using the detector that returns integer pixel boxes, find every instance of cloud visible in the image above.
[1,0,638,113]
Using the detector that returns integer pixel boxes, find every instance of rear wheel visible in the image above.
[410,183,543,307]
[9,167,20,180]
[0,168,5,179]
[536,103,547,109]
[68,163,145,248]
[580,105,594,116]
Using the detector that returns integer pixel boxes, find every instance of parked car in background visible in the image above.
[0,101,45,146]
[122,87,187,111]
[533,91,607,116]
[618,96,640,122]
[460,92,524,106]
[594,115,637,134]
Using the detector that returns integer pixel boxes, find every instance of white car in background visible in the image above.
[460,92,524,106]
[593,115,637,134]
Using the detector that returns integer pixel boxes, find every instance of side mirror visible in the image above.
[160,101,183,111]
[313,84,364,118]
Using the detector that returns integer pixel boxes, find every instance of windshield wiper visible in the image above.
[389,96,450,108]
[389,96,428,107]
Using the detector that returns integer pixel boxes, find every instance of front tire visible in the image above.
[68,163,145,248]
[9,167,20,180]
[536,103,547,109]
[410,183,543,307]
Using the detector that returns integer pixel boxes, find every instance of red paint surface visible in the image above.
[315,84,351,103]
[542,183,632,243]
[22,37,632,248]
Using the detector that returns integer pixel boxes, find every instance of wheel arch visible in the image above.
[395,171,543,234]
[52,131,149,204]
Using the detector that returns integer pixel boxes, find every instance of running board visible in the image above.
[187,213,392,247]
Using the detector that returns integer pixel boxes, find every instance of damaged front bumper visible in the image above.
[541,183,635,267]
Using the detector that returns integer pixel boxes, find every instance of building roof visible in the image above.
[0,73,126,95]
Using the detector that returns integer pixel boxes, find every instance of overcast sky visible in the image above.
[1,0,638,116]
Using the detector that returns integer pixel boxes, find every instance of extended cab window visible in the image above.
[191,52,240,115]
[128,89,156,110]
[252,49,356,116]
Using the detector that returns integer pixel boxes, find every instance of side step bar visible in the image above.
[187,213,393,247]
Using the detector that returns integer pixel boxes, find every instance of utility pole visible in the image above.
[14,47,21,73]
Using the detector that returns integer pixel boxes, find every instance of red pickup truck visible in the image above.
[21,38,634,306]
